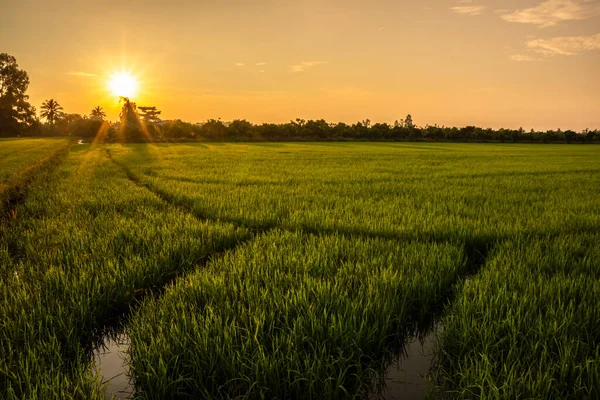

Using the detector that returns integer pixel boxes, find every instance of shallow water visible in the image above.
[93,334,133,399]
[93,326,439,399]
[373,325,441,400]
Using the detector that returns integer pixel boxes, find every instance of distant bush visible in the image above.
[136,119,598,144]
[8,115,600,144]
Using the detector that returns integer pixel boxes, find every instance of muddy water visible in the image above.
[93,334,133,399]
[93,326,439,399]
[373,325,441,400]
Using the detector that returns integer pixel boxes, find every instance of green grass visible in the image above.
[107,143,600,240]
[0,142,598,399]
[0,137,70,183]
[0,138,72,214]
[434,234,600,399]
[129,231,466,399]
[0,146,249,399]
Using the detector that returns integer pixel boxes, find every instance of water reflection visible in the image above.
[91,325,440,400]
[374,325,441,399]
[93,334,133,399]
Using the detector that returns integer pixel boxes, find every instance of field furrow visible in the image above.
[106,143,600,243]
[0,146,250,399]
[128,230,468,399]
[0,141,598,399]
[0,138,73,214]
[0,138,71,183]
[435,234,600,399]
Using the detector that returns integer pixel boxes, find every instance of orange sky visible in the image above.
[2,0,599,130]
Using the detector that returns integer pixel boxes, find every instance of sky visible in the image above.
[1,0,599,130]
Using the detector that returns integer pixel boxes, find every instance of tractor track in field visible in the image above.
[2,144,280,400]
[105,146,598,249]
[1,144,596,399]
[106,145,600,315]
[1,141,75,262]
[104,145,500,399]
[97,147,291,398]
[91,226,280,399]
[104,145,600,320]
[0,141,75,220]
[105,147,274,234]
[103,145,600,399]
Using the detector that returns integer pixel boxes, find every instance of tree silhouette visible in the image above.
[138,106,161,123]
[119,97,146,142]
[40,99,63,126]
[90,106,106,121]
[0,53,37,136]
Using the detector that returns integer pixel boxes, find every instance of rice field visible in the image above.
[1,139,599,399]
[0,138,70,183]
[436,234,600,399]
[0,138,71,211]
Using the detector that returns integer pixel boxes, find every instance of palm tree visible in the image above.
[40,99,63,126]
[90,106,106,121]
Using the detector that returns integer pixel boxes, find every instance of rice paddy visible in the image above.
[0,138,70,183]
[1,139,599,399]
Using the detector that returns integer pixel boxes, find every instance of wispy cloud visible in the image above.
[527,32,600,55]
[288,61,326,73]
[68,71,97,77]
[234,63,245,67]
[510,54,542,61]
[501,0,600,27]
[256,62,267,66]
[451,1,486,16]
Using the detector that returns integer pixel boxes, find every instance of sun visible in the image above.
[107,71,139,98]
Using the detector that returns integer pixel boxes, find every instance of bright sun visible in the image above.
[108,71,139,98]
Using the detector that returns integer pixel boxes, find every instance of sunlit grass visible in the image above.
[0,142,599,398]
[435,234,600,398]
[0,146,249,399]
[0,137,70,183]
[107,143,600,240]
[129,230,467,399]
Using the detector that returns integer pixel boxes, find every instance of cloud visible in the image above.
[288,61,326,73]
[450,4,486,16]
[527,32,600,55]
[256,62,267,66]
[235,63,245,66]
[510,54,542,61]
[501,0,600,27]
[68,71,97,77]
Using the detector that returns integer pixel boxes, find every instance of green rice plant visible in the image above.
[2,141,598,398]
[0,138,72,214]
[434,234,600,399]
[0,145,250,399]
[0,138,70,183]
[129,230,467,399]
[107,143,600,242]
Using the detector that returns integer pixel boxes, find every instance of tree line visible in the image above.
[134,118,599,144]
[1,53,598,144]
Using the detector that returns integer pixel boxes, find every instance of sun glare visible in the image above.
[108,71,138,98]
